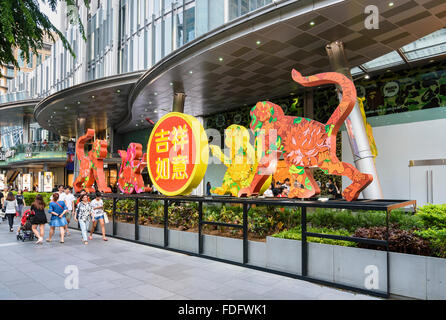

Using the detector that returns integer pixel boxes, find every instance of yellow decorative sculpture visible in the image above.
[358,97,378,161]
[209,125,271,196]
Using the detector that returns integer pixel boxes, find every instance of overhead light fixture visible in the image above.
[136,124,139,127]
[219,57,223,62]
[64,106,68,110]
[91,95,95,99]
[170,82,173,86]
[149,101,152,104]
[256,40,261,45]
[430,59,435,63]
[189,70,193,74]
[140,119,144,123]
[154,92,158,96]
[364,74,370,79]
[154,110,158,113]
[77,101,81,104]
[388,2,394,7]
[116,89,121,93]
[309,21,315,26]
[144,108,148,112]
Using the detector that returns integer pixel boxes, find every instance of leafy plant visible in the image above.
[354,227,431,256]
[414,228,446,258]
[416,204,446,229]
[273,226,355,247]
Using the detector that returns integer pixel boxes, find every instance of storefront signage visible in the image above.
[0,149,15,161]
[147,112,209,196]
[383,81,399,97]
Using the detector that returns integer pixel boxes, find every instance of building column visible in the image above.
[22,115,31,144]
[303,89,314,119]
[325,41,383,199]
[74,117,86,180]
[106,126,114,155]
[172,92,186,113]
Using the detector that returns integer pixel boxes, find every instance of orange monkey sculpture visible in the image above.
[73,129,111,193]
[239,69,373,201]
[118,143,152,194]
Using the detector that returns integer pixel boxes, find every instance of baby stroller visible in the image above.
[17,209,35,242]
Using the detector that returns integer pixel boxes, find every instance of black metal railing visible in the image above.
[71,193,416,298]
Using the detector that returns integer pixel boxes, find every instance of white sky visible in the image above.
[39,0,61,31]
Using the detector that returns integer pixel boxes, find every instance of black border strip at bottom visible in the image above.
[70,226,388,299]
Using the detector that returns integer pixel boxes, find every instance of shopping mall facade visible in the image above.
[0,0,445,205]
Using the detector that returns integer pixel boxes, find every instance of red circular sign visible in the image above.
[147,113,208,196]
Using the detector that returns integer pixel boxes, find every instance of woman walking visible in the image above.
[30,194,47,244]
[89,192,108,241]
[3,192,17,232]
[15,190,26,217]
[75,194,93,245]
[47,193,68,243]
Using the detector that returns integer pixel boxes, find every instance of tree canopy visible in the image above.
[0,0,88,69]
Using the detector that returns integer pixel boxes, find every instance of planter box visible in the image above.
[115,221,134,240]
[77,220,446,300]
[168,229,198,253]
[427,256,446,300]
[266,236,301,275]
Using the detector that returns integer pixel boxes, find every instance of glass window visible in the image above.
[17,49,24,68]
[184,6,195,44]
[155,21,162,62]
[7,67,14,77]
[28,51,34,68]
[164,14,172,56]
[196,0,208,37]
[401,28,446,61]
[164,0,173,12]
[209,0,224,31]
[362,51,404,71]
[154,0,160,17]
[144,28,151,69]
[121,2,126,40]
[176,10,183,47]
[350,67,363,76]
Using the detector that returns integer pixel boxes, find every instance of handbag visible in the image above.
[103,212,109,224]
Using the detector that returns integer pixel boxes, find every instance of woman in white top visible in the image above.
[3,192,17,232]
[89,192,108,241]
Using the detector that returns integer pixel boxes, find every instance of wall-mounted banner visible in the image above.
[147,112,209,196]
[43,172,53,192]
[0,173,5,190]
[22,173,32,191]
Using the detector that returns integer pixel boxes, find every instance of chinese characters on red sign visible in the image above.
[147,113,208,196]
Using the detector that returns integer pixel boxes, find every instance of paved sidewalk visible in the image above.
[0,217,379,300]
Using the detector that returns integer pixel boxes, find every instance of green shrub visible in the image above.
[414,228,446,258]
[20,192,52,207]
[273,226,356,247]
[307,208,422,232]
[416,204,446,228]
